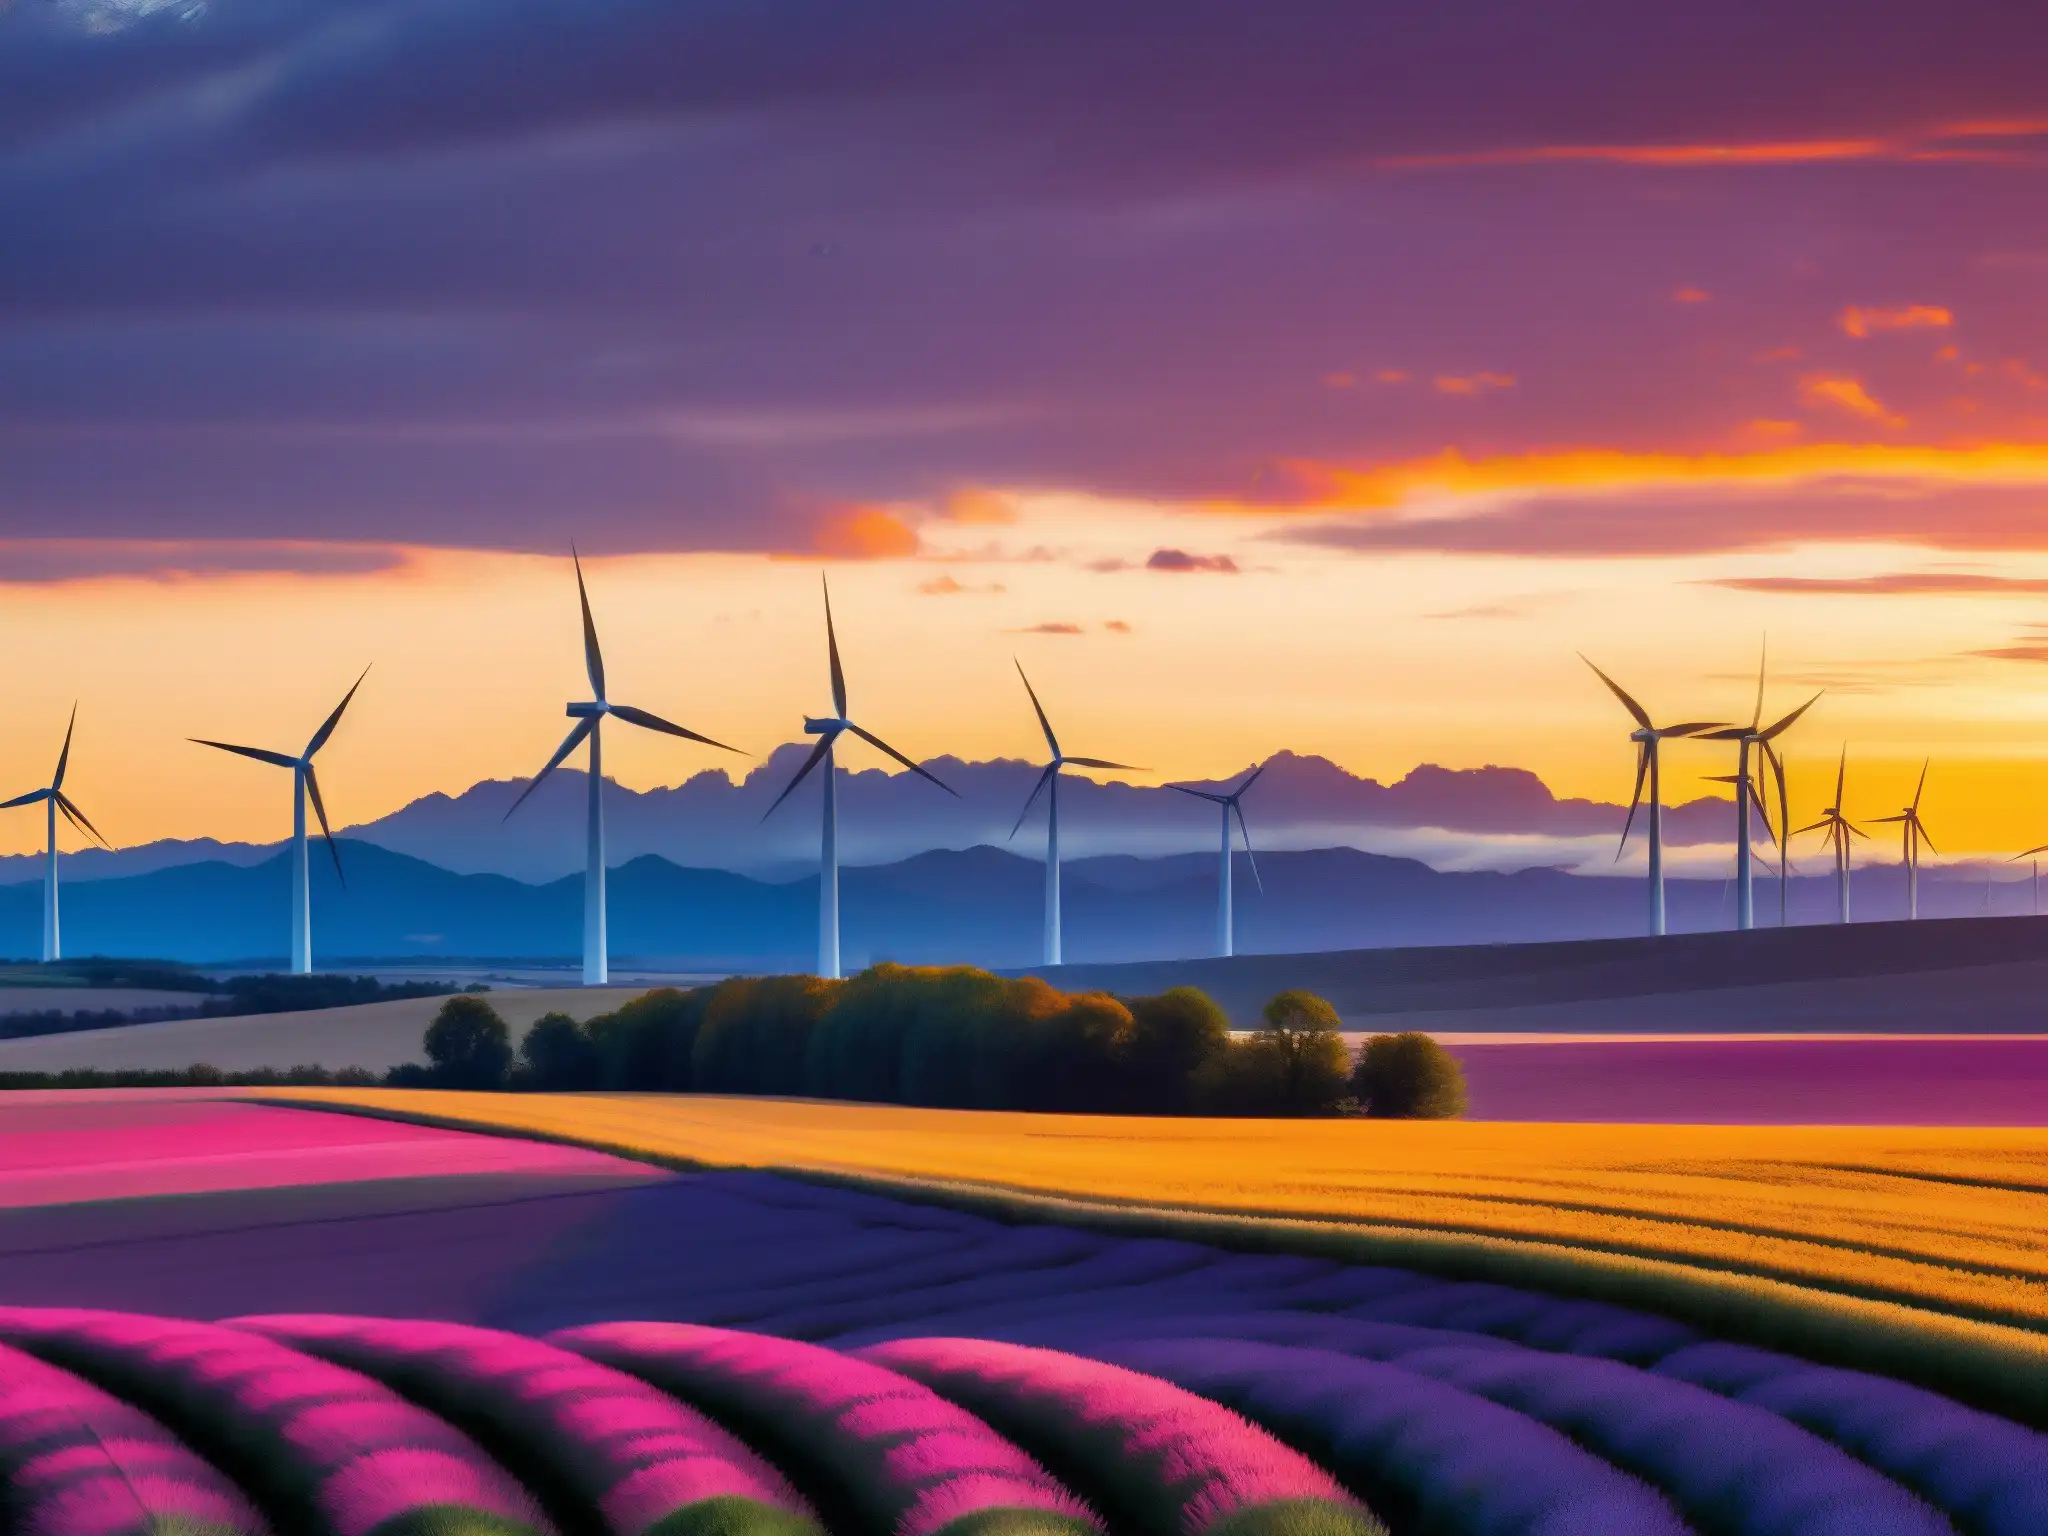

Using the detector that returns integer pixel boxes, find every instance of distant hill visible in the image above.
[0,836,2026,969]
[0,751,1757,887]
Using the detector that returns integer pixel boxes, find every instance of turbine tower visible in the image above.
[1582,656,1720,937]
[194,670,369,975]
[505,552,740,987]
[764,576,956,979]
[1008,662,1136,967]
[2012,844,2048,916]
[1702,644,1820,931]
[1,707,109,963]
[1873,760,1936,920]
[1169,765,1265,958]
[1795,747,1866,924]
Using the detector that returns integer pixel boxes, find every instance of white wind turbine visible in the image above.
[1582,656,1721,937]
[1796,747,1866,923]
[1170,764,1265,958]
[1873,760,1937,920]
[764,575,956,979]
[1702,645,1820,930]
[193,670,369,975]
[1008,661,1138,966]
[505,552,741,986]
[2,707,110,963]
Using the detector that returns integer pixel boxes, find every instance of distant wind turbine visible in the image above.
[193,669,369,975]
[1170,765,1265,958]
[1873,760,1936,920]
[765,575,956,980]
[1795,747,1866,924]
[1702,643,1821,931]
[2008,843,2048,916]
[1,707,109,963]
[505,552,740,986]
[1581,656,1721,937]
[1008,662,1137,967]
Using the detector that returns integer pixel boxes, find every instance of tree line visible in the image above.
[401,964,1467,1119]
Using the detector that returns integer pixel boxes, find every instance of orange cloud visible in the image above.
[939,488,1019,525]
[813,506,920,560]
[1840,304,1953,338]
[1378,119,2048,173]
[1798,373,1906,428]
[1435,372,1515,396]
[1374,368,1411,384]
[1323,371,1357,389]
[917,573,1005,596]
[1672,286,1712,304]
[1740,419,1804,443]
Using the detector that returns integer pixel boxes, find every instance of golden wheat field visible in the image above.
[273,1090,2048,1334]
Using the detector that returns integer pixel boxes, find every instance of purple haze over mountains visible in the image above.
[0,750,1749,886]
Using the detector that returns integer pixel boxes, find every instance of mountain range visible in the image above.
[0,751,1763,887]
[0,836,2019,971]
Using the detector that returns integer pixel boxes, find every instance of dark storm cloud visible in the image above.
[2,0,2046,556]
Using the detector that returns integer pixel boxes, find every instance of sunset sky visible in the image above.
[4,0,2048,861]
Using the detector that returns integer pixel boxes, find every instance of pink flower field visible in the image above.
[0,1092,656,1208]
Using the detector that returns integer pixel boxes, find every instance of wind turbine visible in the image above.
[1008,662,1137,967]
[1702,645,1821,931]
[2008,844,2048,916]
[193,670,369,975]
[1873,760,1936,920]
[764,575,956,980]
[505,552,741,986]
[1795,747,1865,923]
[1,707,109,963]
[1170,765,1265,958]
[1581,656,1721,937]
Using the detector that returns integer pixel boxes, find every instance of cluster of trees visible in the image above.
[399,965,1467,1120]
[0,1063,381,1091]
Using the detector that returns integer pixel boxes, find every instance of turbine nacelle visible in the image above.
[804,716,850,736]
[566,701,610,719]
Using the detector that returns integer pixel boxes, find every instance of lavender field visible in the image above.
[2,1154,2044,1535]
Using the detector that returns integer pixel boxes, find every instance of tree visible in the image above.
[1253,989,1352,1115]
[520,1011,601,1091]
[1352,1031,1467,1119]
[422,995,513,1090]
[1122,987,1231,1113]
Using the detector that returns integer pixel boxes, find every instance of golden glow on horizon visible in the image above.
[1377,118,2048,171]
[4,495,2048,864]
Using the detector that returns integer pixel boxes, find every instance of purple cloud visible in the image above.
[1146,548,1241,573]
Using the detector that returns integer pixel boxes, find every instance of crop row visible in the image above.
[0,1308,2042,1535]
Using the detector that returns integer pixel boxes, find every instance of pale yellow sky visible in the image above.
[3,490,2047,863]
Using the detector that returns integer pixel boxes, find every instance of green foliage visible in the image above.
[585,987,710,1091]
[1350,1032,1468,1119]
[422,995,514,1090]
[0,1062,378,1090]
[1122,987,1232,1114]
[520,1011,603,1092]
[694,975,841,1096]
[1197,991,1351,1116]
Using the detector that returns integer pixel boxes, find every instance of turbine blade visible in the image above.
[1751,636,1766,730]
[1792,818,1833,836]
[1061,756,1137,771]
[610,703,743,754]
[1915,818,1938,856]
[1233,761,1268,798]
[2010,844,2048,862]
[1844,819,1870,839]
[1617,740,1649,859]
[823,573,847,718]
[1234,801,1263,894]
[1661,721,1727,737]
[1009,762,1059,840]
[0,789,48,809]
[1870,813,1908,824]
[1699,728,1750,740]
[1749,778,1776,846]
[54,791,109,848]
[503,717,597,822]
[1168,784,1229,804]
[305,664,372,758]
[52,702,77,791]
[303,764,345,886]
[1014,660,1060,758]
[573,546,606,700]
[1579,654,1653,731]
[1703,774,1743,784]
[191,739,300,770]
[761,731,836,821]
[847,723,958,796]
[1834,744,1846,807]
[1912,757,1930,813]
[1760,690,1822,741]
